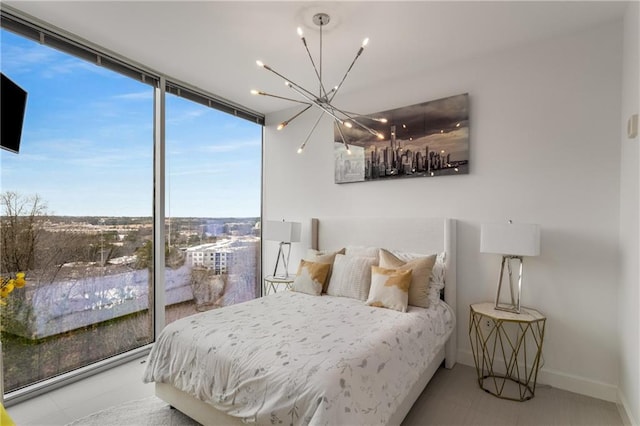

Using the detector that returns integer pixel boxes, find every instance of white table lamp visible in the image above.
[481,221,540,313]
[263,220,301,279]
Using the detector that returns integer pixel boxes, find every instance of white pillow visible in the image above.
[326,254,378,300]
[345,246,380,258]
[291,260,331,296]
[366,266,412,312]
[428,252,446,303]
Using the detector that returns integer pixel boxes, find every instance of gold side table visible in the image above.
[469,302,546,401]
[263,275,294,295]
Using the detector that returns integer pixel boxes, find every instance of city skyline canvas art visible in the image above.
[334,93,469,184]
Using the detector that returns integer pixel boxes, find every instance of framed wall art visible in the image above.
[334,93,469,184]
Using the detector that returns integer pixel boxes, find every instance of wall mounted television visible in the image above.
[1,72,28,154]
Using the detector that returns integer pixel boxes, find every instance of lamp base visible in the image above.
[495,303,521,314]
[494,255,523,314]
[273,272,292,279]
[273,242,292,280]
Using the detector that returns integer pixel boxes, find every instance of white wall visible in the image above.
[618,2,639,424]
[263,21,624,401]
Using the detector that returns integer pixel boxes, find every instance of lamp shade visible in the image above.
[263,220,302,243]
[480,222,540,256]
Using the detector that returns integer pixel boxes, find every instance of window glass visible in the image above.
[164,93,262,323]
[0,29,153,392]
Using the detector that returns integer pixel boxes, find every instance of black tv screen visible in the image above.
[1,73,28,154]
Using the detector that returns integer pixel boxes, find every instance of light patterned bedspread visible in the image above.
[143,291,455,425]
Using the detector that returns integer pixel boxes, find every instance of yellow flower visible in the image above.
[0,272,26,302]
[15,274,26,288]
[0,282,14,298]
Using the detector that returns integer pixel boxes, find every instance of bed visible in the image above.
[143,217,457,425]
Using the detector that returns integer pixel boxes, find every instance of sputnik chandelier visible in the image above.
[251,13,386,154]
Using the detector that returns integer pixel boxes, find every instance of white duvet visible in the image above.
[143,291,454,425]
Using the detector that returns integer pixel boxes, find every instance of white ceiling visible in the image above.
[4,1,629,116]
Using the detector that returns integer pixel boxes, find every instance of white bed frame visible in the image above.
[156,217,457,426]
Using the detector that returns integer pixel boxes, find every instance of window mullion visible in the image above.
[153,76,167,337]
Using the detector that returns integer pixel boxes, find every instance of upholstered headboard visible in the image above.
[310,217,457,368]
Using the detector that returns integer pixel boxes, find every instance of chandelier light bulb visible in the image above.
[346,148,352,155]
[277,122,288,130]
[297,27,304,38]
[256,60,264,68]
[362,38,369,48]
[377,133,384,140]
[250,89,259,95]
[379,118,388,123]
[344,122,353,128]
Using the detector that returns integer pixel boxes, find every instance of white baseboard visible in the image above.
[617,388,639,426]
[457,349,618,403]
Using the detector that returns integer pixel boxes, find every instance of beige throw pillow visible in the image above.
[304,248,345,292]
[291,260,331,296]
[378,249,436,308]
[366,266,412,312]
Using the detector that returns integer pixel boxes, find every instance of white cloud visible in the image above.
[166,109,206,125]
[197,138,261,153]
[112,91,154,101]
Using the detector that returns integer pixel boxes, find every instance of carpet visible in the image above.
[65,396,202,426]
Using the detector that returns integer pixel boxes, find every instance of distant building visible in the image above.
[185,237,257,274]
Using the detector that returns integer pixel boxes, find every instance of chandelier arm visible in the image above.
[350,118,384,139]
[259,64,319,103]
[255,91,312,105]
[329,45,366,103]
[334,119,350,152]
[341,110,387,123]
[298,112,325,153]
[287,83,346,125]
[319,19,323,97]
[280,104,313,128]
[300,37,330,100]
[326,104,381,138]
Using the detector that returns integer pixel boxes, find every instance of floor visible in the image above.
[402,364,625,426]
[7,359,625,426]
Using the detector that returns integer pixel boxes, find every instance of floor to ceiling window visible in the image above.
[0,27,155,393]
[0,10,263,398]
[164,91,262,322]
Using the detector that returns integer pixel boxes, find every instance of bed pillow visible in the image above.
[345,246,380,258]
[428,252,447,303]
[326,254,378,300]
[291,260,331,296]
[379,249,436,308]
[305,247,346,262]
[366,266,412,312]
[304,248,345,292]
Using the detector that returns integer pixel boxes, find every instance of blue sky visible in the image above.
[0,29,262,218]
